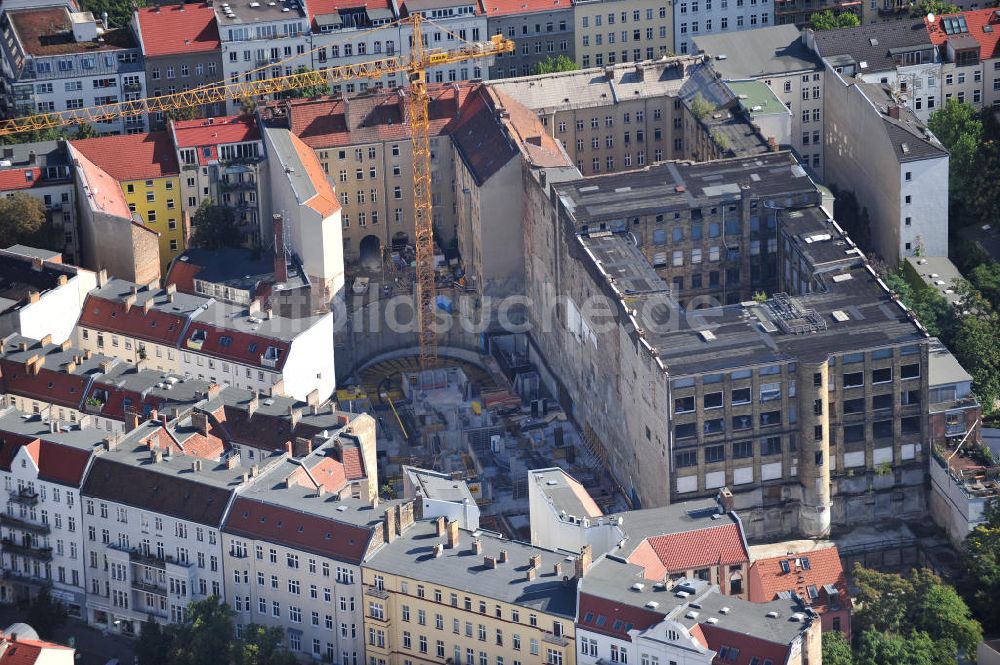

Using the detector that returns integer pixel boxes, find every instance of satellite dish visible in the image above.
[927,12,935,22]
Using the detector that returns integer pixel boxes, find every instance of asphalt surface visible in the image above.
[0,604,135,665]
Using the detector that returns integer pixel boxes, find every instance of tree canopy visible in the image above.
[962,499,1000,631]
[0,193,61,252]
[532,56,578,75]
[23,589,68,640]
[79,0,146,28]
[190,201,242,251]
[910,0,960,16]
[809,9,861,30]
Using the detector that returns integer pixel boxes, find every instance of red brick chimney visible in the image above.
[273,214,288,283]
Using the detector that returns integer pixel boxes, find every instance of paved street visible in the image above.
[0,604,135,665]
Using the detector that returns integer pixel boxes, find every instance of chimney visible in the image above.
[445,519,459,549]
[471,539,483,555]
[575,544,593,579]
[17,341,28,352]
[498,550,508,564]
[484,555,497,568]
[293,436,312,457]
[207,383,221,399]
[289,406,301,429]
[57,274,67,286]
[677,60,687,77]
[105,434,120,451]
[247,392,259,417]
[433,543,444,558]
[434,515,446,536]
[529,554,542,570]
[97,269,109,287]
[767,136,779,153]
[123,293,137,312]
[151,449,163,463]
[143,298,153,314]
[39,334,52,347]
[604,66,615,81]
[127,412,140,432]
[634,63,645,81]
[526,567,536,581]
[284,441,294,457]
[553,562,562,577]
[59,339,72,351]
[306,389,320,407]
[226,454,240,470]
[273,214,288,283]
[888,104,901,120]
[166,283,177,295]
[27,291,40,304]
[191,411,210,436]
[383,507,397,543]
[718,487,735,513]
[99,359,114,373]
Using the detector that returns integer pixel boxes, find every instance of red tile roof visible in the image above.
[926,9,1000,57]
[341,447,365,480]
[71,132,180,182]
[0,359,90,410]
[698,624,791,665]
[0,432,92,487]
[302,457,348,493]
[485,0,571,17]
[285,85,471,149]
[635,523,749,572]
[69,146,133,220]
[288,132,341,217]
[577,592,664,639]
[87,383,161,423]
[172,116,261,152]
[0,168,44,191]
[748,546,848,612]
[135,3,221,58]
[164,259,201,295]
[224,497,374,564]
[0,635,73,665]
[182,322,290,370]
[78,295,190,346]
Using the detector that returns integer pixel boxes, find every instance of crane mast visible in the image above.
[0,16,513,370]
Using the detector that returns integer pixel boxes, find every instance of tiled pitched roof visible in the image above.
[288,132,340,217]
[0,636,72,665]
[86,383,160,422]
[182,322,290,370]
[71,132,180,182]
[637,523,749,572]
[68,146,133,220]
[219,405,321,452]
[484,0,570,17]
[698,624,791,665]
[748,546,848,612]
[0,358,90,410]
[577,592,664,639]
[172,116,261,150]
[82,456,232,527]
[224,497,374,564]
[450,87,519,185]
[78,295,191,346]
[811,19,933,72]
[164,259,201,295]
[0,433,91,487]
[926,9,1000,57]
[341,447,365,480]
[0,168,43,191]
[135,3,221,57]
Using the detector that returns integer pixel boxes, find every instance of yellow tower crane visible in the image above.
[0,14,514,370]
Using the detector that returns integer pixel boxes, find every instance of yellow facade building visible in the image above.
[362,514,579,665]
[72,132,185,273]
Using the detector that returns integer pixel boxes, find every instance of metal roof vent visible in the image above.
[698,330,716,342]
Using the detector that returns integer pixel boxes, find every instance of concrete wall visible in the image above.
[283,312,337,401]
[77,208,160,286]
[14,270,96,345]
[929,452,987,548]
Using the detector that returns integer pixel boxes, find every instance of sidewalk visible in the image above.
[0,604,135,665]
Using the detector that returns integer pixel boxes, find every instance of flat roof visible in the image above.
[693,25,822,78]
[404,466,478,504]
[7,7,137,56]
[904,255,963,305]
[0,252,79,316]
[927,337,973,388]
[727,80,790,119]
[367,519,579,617]
[529,468,603,520]
[214,0,307,25]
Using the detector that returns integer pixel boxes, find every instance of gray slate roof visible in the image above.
[810,20,934,72]
[694,25,822,78]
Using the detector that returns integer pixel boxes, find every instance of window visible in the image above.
[675,450,698,468]
[872,367,892,384]
[705,445,725,463]
[843,372,864,388]
[704,392,723,409]
[733,441,753,458]
[901,363,920,379]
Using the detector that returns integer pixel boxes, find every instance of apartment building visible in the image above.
[71,132,185,273]
[400,0,492,84]
[573,0,674,68]
[79,420,246,635]
[401,465,481,530]
[0,142,81,266]
[807,20,940,123]
[0,247,96,344]
[524,150,933,538]
[170,115,266,246]
[0,7,146,134]
[308,0,404,95]
[695,25,826,178]
[773,0,860,28]
[66,143,162,286]
[221,450,388,663]
[926,9,1000,111]
[216,0,312,115]
[576,554,820,665]
[273,86,465,263]
[486,0,574,78]
[362,516,579,665]
[0,407,98,617]
[75,277,336,402]
[823,77,948,264]
[673,0,773,58]
[132,3,226,128]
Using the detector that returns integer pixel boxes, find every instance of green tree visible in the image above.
[170,597,234,665]
[23,589,68,639]
[79,0,147,28]
[233,624,297,665]
[0,192,60,251]
[688,93,714,120]
[970,262,1000,310]
[190,201,241,250]
[952,287,1000,410]
[821,630,854,665]
[135,616,174,665]
[280,66,332,99]
[166,106,201,122]
[911,0,960,16]
[532,56,578,75]
[854,628,951,665]
[809,9,861,30]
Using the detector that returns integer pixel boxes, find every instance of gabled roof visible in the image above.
[171,117,261,165]
[0,634,73,665]
[264,127,341,218]
[82,456,233,527]
[577,591,665,639]
[181,320,291,371]
[78,294,194,346]
[697,623,791,665]
[0,168,44,191]
[135,3,221,58]
[926,9,1000,57]
[748,546,848,612]
[68,145,133,220]
[810,19,935,72]
[629,523,749,574]
[484,0,571,17]
[0,434,92,487]
[224,496,375,564]
[0,358,91,410]
[450,87,524,185]
[71,132,180,182]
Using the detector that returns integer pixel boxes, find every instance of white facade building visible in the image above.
[309,0,404,94]
[673,0,772,58]
[400,0,492,83]
[401,466,480,530]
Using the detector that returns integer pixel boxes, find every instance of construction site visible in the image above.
[334,336,630,540]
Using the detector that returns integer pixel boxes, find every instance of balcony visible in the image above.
[220,179,256,192]
[3,570,51,588]
[123,82,142,93]
[185,331,206,351]
[542,632,569,647]
[1,538,53,561]
[8,489,38,506]
[128,549,167,569]
[365,585,390,600]
[132,579,168,596]
[83,397,105,414]
[0,514,50,535]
